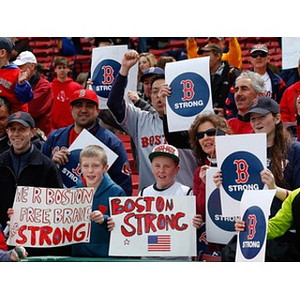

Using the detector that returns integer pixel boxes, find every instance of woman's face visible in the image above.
[139,56,151,73]
[196,121,217,158]
[249,112,281,145]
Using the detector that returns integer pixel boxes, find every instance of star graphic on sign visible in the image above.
[124,239,130,245]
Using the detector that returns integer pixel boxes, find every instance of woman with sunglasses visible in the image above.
[188,112,233,220]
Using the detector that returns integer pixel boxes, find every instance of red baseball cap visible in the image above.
[70,89,99,106]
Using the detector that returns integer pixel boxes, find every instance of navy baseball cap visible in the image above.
[0,37,15,53]
[7,111,35,128]
[141,67,165,82]
[244,97,280,121]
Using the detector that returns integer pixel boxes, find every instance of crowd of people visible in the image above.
[1,36,300,262]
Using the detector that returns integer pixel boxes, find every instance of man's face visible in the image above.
[234,78,258,115]
[202,50,220,71]
[0,105,10,138]
[250,51,270,70]
[6,123,35,154]
[18,62,36,78]
[71,100,100,128]
[150,78,165,117]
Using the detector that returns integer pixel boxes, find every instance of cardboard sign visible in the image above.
[60,129,118,188]
[165,57,213,132]
[282,37,300,70]
[205,167,237,245]
[215,133,267,217]
[7,186,94,248]
[109,196,196,256]
[90,45,138,109]
[236,189,275,262]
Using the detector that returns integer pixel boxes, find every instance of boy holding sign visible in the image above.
[72,145,125,257]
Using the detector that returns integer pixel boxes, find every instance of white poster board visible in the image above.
[215,133,267,217]
[205,167,237,245]
[60,129,118,188]
[90,45,138,109]
[109,196,196,256]
[236,189,275,262]
[165,57,213,132]
[281,37,300,70]
[7,186,94,248]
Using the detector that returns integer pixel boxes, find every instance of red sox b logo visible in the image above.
[102,66,114,84]
[247,214,257,239]
[180,79,195,101]
[234,159,249,184]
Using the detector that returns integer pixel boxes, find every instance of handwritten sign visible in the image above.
[7,186,94,248]
[109,196,196,256]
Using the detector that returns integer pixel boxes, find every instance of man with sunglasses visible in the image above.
[249,44,286,103]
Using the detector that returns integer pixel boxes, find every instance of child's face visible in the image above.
[80,156,108,189]
[54,64,69,80]
[151,155,180,190]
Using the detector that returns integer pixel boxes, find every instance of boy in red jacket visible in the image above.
[0,37,33,113]
[50,57,81,129]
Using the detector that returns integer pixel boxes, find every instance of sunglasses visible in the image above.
[250,52,268,58]
[196,128,226,140]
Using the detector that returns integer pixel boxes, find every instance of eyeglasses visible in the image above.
[196,128,226,140]
[250,52,268,58]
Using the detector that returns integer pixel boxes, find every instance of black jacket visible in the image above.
[0,145,63,228]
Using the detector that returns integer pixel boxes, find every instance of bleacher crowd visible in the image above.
[1,36,300,262]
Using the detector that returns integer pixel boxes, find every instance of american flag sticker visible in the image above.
[148,235,171,252]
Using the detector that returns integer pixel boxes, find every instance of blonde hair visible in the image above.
[79,145,108,166]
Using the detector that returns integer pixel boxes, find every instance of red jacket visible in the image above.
[50,77,81,129]
[0,225,7,251]
[29,74,54,136]
[0,65,33,112]
[280,81,300,122]
[193,165,206,220]
[227,116,254,134]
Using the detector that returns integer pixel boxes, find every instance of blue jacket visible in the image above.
[41,119,132,196]
[72,173,125,257]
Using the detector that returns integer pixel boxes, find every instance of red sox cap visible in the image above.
[70,89,99,106]
[149,144,180,164]
[244,97,280,121]
[7,111,35,128]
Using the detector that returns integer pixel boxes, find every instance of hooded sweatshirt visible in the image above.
[72,173,125,257]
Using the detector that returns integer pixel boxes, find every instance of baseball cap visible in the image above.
[244,97,280,121]
[7,111,35,128]
[149,144,180,164]
[140,67,165,82]
[70,89,99,106]
[0,37,14,53]
[249,44,269,54]
[198,43,222,55]
[13,51,37,66]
